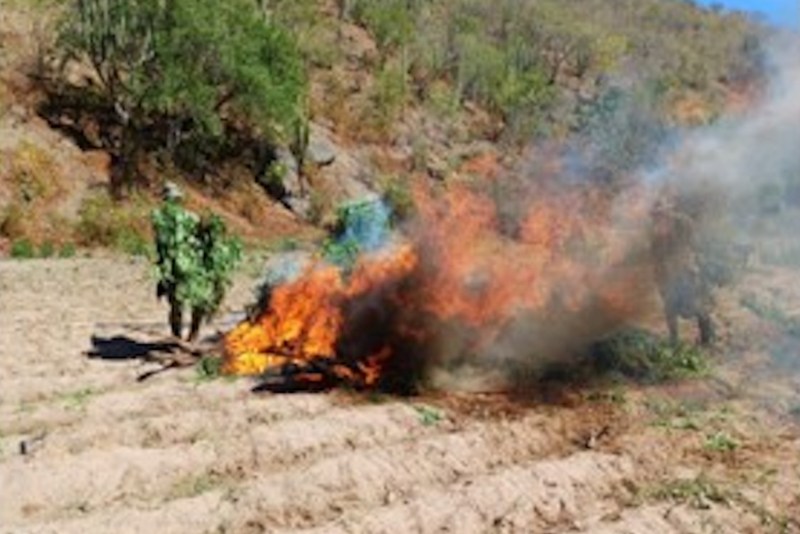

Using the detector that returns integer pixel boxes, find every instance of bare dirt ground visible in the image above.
[1,257,799,534]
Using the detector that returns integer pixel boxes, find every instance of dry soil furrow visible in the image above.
[215,414,572,531]
[0,368,152,405]
[3,395,430,465]
[1,392,339,455]
[295,451,635,534]
[16,412,572,533]
[0,381,334,439]
[0,491,232,534]
[0,401,438,525]
[582,502,766,534]
[0,443,220,526]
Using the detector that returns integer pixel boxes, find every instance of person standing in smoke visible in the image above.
[649,190,717,346]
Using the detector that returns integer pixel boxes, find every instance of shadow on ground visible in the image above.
[85,335,186,361]
[85,335,212,381]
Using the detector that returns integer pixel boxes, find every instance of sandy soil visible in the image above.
[1,257,799,533]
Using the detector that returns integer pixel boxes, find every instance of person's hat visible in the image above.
[162,181,183,201]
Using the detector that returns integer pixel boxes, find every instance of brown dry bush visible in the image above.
[0,141,71,246]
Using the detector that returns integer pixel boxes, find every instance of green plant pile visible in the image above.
[322,199,392,271]
[591,327,709,383]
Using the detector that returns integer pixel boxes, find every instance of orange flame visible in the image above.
[222,245,418,385]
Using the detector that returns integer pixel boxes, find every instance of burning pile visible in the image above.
[222,182,652,391]
[223,245,418,387]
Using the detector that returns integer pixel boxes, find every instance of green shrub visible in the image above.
[704,432,738,453]
[10,239,36,259]
[38,241,55,258]
[76,191,152,255]
[352,0,415,52]
[367,60,409,132]
[651,475,730,509]
[195,355,224,382]
[56,0,307,188]
[58,242,77,258]
[381,176,415,224]
[592,327,709,383]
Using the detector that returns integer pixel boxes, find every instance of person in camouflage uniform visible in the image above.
[650,191,716,346]
[152,181,199,339]
[152,181,242,342]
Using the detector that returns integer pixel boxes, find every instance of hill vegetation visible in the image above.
[0,0,769,254]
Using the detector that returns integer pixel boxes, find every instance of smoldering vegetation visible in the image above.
[241,32,800,394]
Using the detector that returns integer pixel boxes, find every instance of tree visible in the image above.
[57,0,306,192]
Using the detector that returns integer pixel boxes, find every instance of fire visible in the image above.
[222,245,418,385]
[222,179,651,391]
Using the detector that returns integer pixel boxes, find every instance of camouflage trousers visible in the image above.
[657,268,715,346]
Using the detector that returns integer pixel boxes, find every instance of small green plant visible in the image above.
[647,398,705,430]
[59,242,77,258]
[369,60,409,131]
[10,238,36,259]
[425,81,461,121]
[38,241,55,258]
[61,387,95,410]
[651,475,730,509]
[322,238,361,270]
[195,355,224,382]
[168,472,220,500]
[704,431,738,453]
[258,160,289,199]
[381,176,415,224]
[413,404,443,426]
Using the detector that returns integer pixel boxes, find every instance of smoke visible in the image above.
[649,34,800,278]
[395,33,800,392]
[240,32,800,395]
[667,37,800,203]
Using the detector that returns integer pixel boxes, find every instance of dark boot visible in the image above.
[697,314,715,346]
[168,294,183,338]
[665,308,680,346]
[187,308,204,342]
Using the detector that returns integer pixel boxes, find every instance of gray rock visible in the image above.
[274,147,302,196]
[307,125,337,166]
[283,196,311,220]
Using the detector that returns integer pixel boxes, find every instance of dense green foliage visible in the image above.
[152,200,241,320]
[57,0,306,186]
[343,0,763,141]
